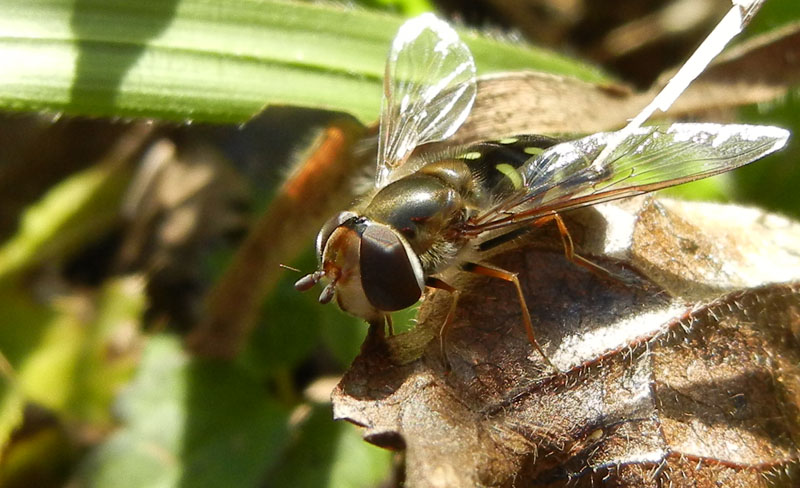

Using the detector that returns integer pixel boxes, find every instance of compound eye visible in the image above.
[315,211,357,262]
[360,224,424,311]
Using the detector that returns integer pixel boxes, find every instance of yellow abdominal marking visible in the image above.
[495,163,523,189]
[459,151,482,160]
[498,137,518,144]
[523,146,544,156]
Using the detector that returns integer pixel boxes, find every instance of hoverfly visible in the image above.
[296,13,789,371]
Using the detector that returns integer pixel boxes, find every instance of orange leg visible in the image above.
[426,277,460,365]
[532,213,616,278]
[460,262,560,372]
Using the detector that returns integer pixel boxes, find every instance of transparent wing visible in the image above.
[376,13,477,188]
[471,123,790,231]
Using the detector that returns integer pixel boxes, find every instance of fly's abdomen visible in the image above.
[450,135,559,201]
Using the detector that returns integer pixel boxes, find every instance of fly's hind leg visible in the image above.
[461,262,560,373]
[532,213,619,279]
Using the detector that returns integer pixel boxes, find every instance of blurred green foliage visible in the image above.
[736,91,800,217]
[76,336,291,487]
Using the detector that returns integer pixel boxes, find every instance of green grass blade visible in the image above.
[0,0,607,124]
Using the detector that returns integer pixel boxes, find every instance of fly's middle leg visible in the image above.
[532,213,617,278]
[460,262,560,373]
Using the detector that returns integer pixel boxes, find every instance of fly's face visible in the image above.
[296,212,425,322]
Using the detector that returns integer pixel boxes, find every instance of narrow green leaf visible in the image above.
[0,0,607,124]
[0,163,130,281]
[0,374,25,450]
[360,0,435,16]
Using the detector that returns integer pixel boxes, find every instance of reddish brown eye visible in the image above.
[315,211,357,262]
[360,224,424,311]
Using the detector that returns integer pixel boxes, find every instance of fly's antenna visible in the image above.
[294,270,325,292]
[318,282,336,304]
[284,264,324,295]
[295,270,337,305]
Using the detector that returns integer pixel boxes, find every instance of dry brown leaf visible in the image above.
[332,197,800,487]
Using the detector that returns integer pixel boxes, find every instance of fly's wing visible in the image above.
[472,123,790,230]
[376,13,477,188]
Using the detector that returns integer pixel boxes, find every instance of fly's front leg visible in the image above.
[460,262,560,373]
[426,277,460,366]
[366,314,394,344]
[385,314,394,336]
[532,213,616,278]
[365,317,386,347]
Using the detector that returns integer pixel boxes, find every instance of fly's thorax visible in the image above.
[316,215,425,320]
[417,159,478,196]
[364,172,470,264]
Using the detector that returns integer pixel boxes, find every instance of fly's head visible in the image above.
[295,211,425,322]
